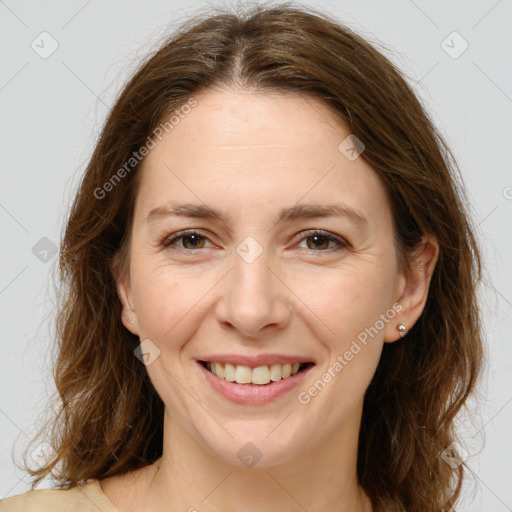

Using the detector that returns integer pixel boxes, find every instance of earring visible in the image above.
[125,316,134,324]
[397,323,407,337]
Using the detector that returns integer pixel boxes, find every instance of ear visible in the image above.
[111,252,140,336]
[384,236,439,343]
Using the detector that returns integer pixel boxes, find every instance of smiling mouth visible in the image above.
[199,361,314,385]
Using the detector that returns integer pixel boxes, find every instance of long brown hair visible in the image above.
[20,3,483,511]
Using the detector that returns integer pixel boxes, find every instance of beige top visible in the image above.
[0,479,119,512]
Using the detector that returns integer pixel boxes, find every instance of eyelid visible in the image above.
[293,229,349,251]
[162,229,215,249]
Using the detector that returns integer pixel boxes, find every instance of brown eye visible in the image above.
[298,230,347,252]
[305,234,331,250]
[163,231,212,251]
[179,233,206,249]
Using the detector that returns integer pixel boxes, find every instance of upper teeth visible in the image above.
[206,362,302,385]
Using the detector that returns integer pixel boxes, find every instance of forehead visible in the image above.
[134,88,391,225]
[150,88,349,161]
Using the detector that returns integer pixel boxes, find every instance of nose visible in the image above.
[214,249,292,339]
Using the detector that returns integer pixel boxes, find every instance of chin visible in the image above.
[195,418,312,469]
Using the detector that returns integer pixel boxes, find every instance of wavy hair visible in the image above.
[21,3,483,511]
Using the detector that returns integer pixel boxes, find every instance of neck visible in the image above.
[142,406,372,512]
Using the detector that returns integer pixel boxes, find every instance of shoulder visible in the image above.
[0,479,119,512]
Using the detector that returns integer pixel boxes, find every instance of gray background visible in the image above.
[0,1,511,510]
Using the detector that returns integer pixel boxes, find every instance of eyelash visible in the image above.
[162,229,348,254]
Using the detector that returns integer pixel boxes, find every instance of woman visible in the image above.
[0,3,483,511]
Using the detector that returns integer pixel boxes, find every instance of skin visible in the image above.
[101,88,438,512]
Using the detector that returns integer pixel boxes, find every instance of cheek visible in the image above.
[294,262,396,349]
[294,272,393,424]
[130,261,207,342]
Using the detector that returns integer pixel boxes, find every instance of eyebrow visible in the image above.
[145,202,368,227]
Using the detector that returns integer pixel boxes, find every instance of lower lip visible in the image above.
[197,361,314,405]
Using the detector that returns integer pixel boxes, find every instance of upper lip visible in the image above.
[198,354,314,367]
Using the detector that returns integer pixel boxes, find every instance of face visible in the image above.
[116,88,428,467]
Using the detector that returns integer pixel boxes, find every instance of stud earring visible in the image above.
[397,323,407,337]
